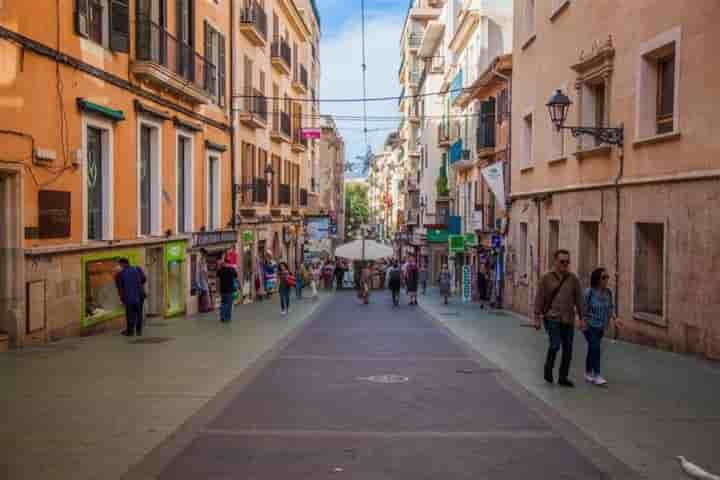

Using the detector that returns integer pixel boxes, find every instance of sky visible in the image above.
[317,0,410,179]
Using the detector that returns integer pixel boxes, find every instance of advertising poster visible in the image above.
[305,217,332,260]
[462,264,472,303]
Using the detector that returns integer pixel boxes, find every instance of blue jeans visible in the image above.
[220,294,234,322]
[296,280,303,299]
[544,320,575,380]
[583,326,604,375]
[279,287,291,312]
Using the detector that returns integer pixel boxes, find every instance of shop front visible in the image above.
[426,227,449,286]
[82,249,142,328]
[164,241,187,317]
[187,230,238,314]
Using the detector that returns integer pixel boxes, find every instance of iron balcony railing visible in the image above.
[243,86,268,122]
[271,38,292,69]
[252,178,268,203]
[477,113,496,149]
[279,184,291,205]
[135,17,215,93]
[239,1,268,41]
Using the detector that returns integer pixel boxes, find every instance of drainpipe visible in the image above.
[492,62,511,309]
[230,0,237,233]
[613,127,625,339]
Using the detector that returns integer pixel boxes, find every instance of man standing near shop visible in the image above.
[533,249,585,387]
[115,258,147,337]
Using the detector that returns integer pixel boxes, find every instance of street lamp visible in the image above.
[546,89,624,147]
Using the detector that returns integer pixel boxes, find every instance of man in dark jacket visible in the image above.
[216,261,238,322]
[115,258,147,337]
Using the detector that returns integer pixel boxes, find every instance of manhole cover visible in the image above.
[357,374,409,384]
[130,337,173,345]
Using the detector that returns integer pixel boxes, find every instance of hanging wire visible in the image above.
[360,0,369,151]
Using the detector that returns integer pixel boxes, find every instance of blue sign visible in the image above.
[448,216,462,235]
[492,234,502,248]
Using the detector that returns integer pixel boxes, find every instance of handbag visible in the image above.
[287,274,296,287]
[543,273,570,320]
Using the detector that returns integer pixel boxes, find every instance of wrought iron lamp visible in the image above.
[546,89,624,147]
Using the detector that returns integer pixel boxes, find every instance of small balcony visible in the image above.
[239,1,268,47]
[271,38,292,75]
[279,184,291,206]
[292,65,309,94]
[237,87,268,129]
[437,123,450,147]
[252,178,268,204]
[133,18,214,104]
[450,148,473,170]
[271,111,292,143]
[410,0,442,20]
[476,115,496,157]
[292,128,308,152]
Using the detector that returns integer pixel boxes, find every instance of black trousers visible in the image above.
[125,302,144,335]
[391,288,400,305]
[544,319,574,380]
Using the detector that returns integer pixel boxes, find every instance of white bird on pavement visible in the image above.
[678,456,720,480]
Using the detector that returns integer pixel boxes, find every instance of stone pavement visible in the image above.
[417,289,720,480]
[0,292,331,480]
[124,291,634,479]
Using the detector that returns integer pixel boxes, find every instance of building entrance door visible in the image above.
[145,247,164,317]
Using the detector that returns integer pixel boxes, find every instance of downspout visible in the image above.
[613,128,625,339]
[230,0,237,232]
[492,63,511,308]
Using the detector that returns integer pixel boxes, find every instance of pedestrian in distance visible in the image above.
[115,258,147,337]
[438,263,451,305]
[335,260,345,290]
[311,262,321,300]
[405,257,419,306]
[583,267,617,386]
[387,261,403,306]
[419,263,429,295]
[278,262,294,315]
[195,253,213,313]
[296,263,308,300]
[533,249,586,388]
[359,263,372,305]
[216,260,238,323]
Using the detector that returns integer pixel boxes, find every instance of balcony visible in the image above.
[279,184,291,205]
[292,64,309,94]
[410,0,442,20]
[271,38,292,75]
[407,32,423,50]
[237,87,268,129]
[271,111,292,143]
[450,143,473,170]
[292,128,308,152]
[239,1,268,47]
[252,178,268,204]
[437,123,450,147]
[133,18,214,104]
[300,188,308,206]
[476,114,496,157]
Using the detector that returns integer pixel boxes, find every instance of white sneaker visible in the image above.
[281,310,286,316]
[585,373,596,383]
[593,375,608,386]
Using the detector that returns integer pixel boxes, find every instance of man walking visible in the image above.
[115,258,147,337]
[217,260,238,322]
[534,249,585,387]
[387,261,402,306]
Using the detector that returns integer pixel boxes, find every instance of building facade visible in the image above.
[506,0,720,359]
[318,115,345,244]
[1,0,234,347]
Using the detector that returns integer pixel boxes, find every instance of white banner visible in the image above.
[481,162,506,210]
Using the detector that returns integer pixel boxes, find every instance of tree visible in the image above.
[345,182,369,236]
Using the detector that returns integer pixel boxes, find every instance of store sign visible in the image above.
[38,190,71,238]
[427,228,448,243]
[301,128,321,140]
[449,234,465,253]
[242,230,255,244]
[191,230,238,248]
[465,233,479,247]
[471,210,484,230]
[165,241,186,262]
[481,162,506,210]
[462,265,472,303]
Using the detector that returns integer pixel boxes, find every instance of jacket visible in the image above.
[115,266,147,305]
[534,271,584,325]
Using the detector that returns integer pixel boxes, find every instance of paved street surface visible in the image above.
[2,290,719,479]
[123,292,632,479]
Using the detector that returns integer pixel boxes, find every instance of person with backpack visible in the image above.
[583,268,616,386]
[405,257,419,306]
[533,249,586,388]
[115,258,147,337]
[387,261,403,306]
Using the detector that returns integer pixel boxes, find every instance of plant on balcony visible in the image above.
[436,167,449,196]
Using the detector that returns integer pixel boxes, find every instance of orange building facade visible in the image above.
[0,0,234,347]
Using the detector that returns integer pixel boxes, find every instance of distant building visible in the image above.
[318,116,346,243]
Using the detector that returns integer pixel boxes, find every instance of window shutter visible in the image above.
[218,34,226,107]
[479,101,489,147]
[109,0,130,52]
[75,0,89,38]
[204,21,213,95]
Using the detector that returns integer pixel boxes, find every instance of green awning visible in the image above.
[77,99,125,122]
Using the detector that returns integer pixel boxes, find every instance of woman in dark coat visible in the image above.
[405,258,419,306]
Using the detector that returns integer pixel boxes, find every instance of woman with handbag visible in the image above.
[278,262,294,315]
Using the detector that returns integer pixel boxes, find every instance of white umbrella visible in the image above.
[335,238,394,261]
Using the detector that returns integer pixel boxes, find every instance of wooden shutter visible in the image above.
[218,34,226,107]
[204,22,214,95]
[75,0,90,37]
[109,0,130,52]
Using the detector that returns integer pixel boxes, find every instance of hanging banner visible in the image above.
[462,264,472,303]
[301,128,321,140]
[481,162,506,210]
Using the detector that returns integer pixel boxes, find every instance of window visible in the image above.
[88,0,104,44]
[521,113,533,168]
[83,118,113,242]
[637,28,680,140]
[176,0,194,79]
[551,124,565,159]
[204,21,226,106]
[634,223,665,323]
[548,220,559,269]
[176,133,193,233]
[138,120,162,236]
[207,154,220,230]
[578,80,607,149]
[578,221,599,287]
[519,222,528,277]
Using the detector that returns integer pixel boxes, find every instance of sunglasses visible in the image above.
[558,260,570,265]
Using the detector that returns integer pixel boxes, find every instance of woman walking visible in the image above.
[438,263,451,305]
[583,268,615,386]
[310,262,321,300]
[196,254,213,313]
[296,263,308,299]
[278,262,292,315]
[405,258,419,306]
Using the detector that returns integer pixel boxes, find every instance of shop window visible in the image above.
[207,154,221,230]
[165,241,186,316]
[578,221,599,288]
[82,251,140,327]
[634,223,665,323]
[84,118,113,242]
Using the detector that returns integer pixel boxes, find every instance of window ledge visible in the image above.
[521,33,537,51]
[632,131,681,149]
[548,155,568,165]
[520,165,535,173]
[549,0,570,22]
[633,311,667,328]
[574,144,612,160]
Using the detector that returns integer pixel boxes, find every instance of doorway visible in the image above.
[145,247,164,317]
